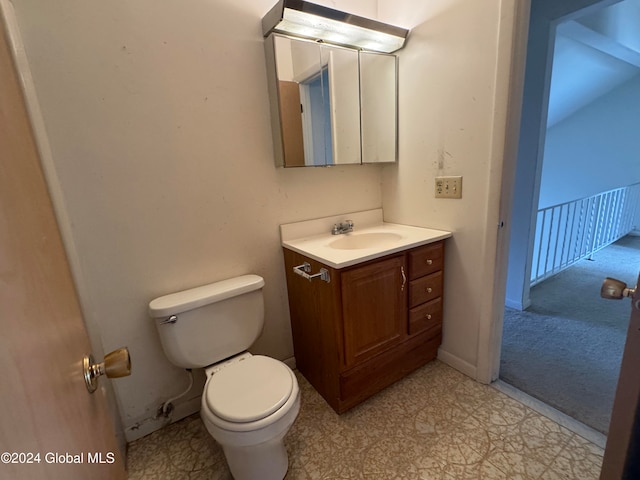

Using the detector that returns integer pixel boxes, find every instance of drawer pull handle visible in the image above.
[426,287,433,293]
[425,314,432,320]
[426,259,433,265]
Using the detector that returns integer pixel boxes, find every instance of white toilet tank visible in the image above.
[149,275,265,369]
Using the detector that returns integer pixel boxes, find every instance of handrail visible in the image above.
[530,183,640,286]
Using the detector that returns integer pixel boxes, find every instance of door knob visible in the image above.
[601,277,636,300]
[83,347,131,394]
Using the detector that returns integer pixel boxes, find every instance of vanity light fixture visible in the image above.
[261,0,409,53]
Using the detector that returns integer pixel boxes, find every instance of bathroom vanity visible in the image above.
[280,211,451,413]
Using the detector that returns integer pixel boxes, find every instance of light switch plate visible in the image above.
[435,176,462,199]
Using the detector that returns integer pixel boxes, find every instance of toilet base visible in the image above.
[223,436,288,480]
[201,392,300,480]
[200,358,301,480]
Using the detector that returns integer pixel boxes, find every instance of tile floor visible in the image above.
[127,361,604,479]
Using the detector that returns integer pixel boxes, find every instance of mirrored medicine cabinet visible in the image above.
[264,34,398,167]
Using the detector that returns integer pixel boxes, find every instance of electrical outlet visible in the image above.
[435,176,462,199]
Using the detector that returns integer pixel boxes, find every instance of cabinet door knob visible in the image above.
[426,259,433,265]
[426,287,432,293]
[425,313,432,320]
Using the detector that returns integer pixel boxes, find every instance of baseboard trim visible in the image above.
[505,297,521,310]
[505,297,531,310]
[437,348,477,380]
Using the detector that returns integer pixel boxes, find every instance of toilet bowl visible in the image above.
[200,354,300,480]
[148,275,300,480]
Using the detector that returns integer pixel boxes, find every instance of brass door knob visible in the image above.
[83,347,132,394]
[601,277,636,300]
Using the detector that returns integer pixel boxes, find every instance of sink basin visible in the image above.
[281,211,452,268]
[329,232,403,250]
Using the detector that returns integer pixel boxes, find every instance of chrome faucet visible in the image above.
[331,220,354,235]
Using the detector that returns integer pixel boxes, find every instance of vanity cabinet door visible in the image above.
[341,255,407,368]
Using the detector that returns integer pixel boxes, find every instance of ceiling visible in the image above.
[547,0,640,127]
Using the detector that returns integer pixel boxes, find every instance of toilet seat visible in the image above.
[205,355,294,423]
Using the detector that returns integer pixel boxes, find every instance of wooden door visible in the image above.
[341,255,407,368]
[278,80,305,166]
[600,273,640,479]
[0,14,126,480]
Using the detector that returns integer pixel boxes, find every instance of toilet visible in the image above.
[148,274,300,480]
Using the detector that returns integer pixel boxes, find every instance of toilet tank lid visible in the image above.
[148,274,265,318]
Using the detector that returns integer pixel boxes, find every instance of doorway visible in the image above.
[500,0,640,435]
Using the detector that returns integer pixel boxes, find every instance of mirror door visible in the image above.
[273,35,322,166]
[360,51,397,163]
[323,45,360,166]
[273,35,361,167]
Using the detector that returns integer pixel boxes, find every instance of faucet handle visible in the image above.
[331,219,354,235]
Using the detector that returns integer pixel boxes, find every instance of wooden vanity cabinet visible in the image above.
[283,240,445,413]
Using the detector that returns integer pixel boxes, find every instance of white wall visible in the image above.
[546,33,640,128]
[579,0,640,53]
[12,0,382,440]
[539,73,640,208]
[379,0,520,376]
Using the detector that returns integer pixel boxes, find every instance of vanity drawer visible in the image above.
[409,271,442,307]
[409,298,442,336]
[409,242,444,279]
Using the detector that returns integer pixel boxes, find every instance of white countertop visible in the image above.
[280,210,452,269]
